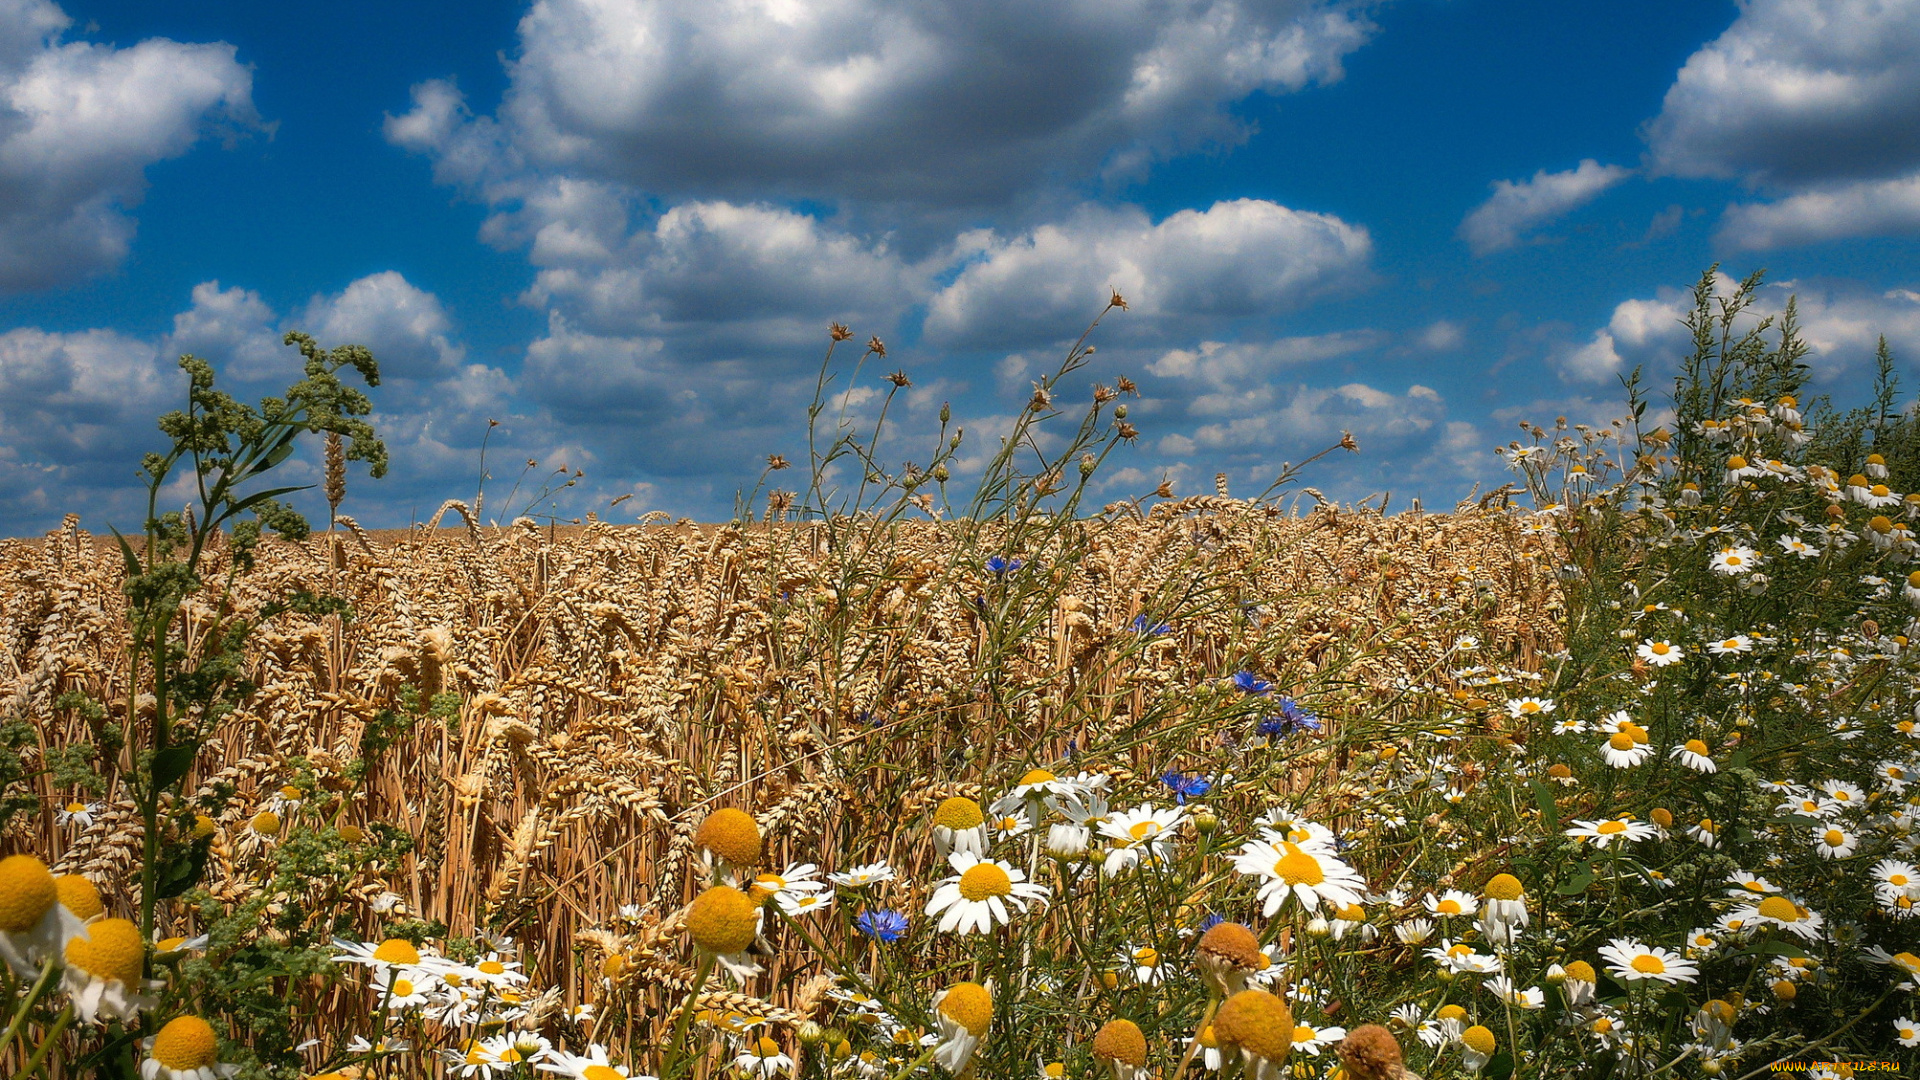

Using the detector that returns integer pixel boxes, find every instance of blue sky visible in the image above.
[2,0,1919,534]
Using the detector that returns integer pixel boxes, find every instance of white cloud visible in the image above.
[924,199,1374,348]
[1147,330,1386,415]
[1643,0,1920,187]
[302,272,467,381]
[0,1,260,290]
[0,275,533,533]
[390,0,1379,212]
[522,199,922,348]
[165,281,284,382]
[1554,271,1920,385]
[1416,319,1464,352]
[1716,172,1920,249]
[1458,159,1632,256]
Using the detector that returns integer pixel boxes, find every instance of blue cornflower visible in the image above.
[1065,738,1078,759]
[1196,912,1225,933]
[1231,671,1272,695]
[1161,771,1211,804]
[1130,614,1171,635]
[985,555,1024,575]
[1255,698,1322,740]
[855,909,908,943]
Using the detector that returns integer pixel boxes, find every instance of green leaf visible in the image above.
[108,525,141,580]
[1555,864,1596,896]
[1739,939,1808,960]
[223,484,311,521]
[1529,780,1560,832]
[151,742,200,792]
[152,842,209,899]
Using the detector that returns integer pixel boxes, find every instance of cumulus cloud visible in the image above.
[0,1,260,290]
[0,274,534,533]
[924,200,1374,348]
[1551,270,1920,384]
[1147,330,1387,415]
[1716,172,1920,249]
[302,271,467,381]
[1458,159,1633,256]
[1643,0,1920,187]
[389,0,1378,212]
[523,199,924,349]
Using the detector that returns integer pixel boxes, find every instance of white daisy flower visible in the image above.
[1232,839,1368,916]
[1739,896,1825,940]
[924,852,1050,935]
[734,1036,794,1078]
[1671,739,1717,772]
[1601,731,1652,767]
[1484,976,1544,1009]
[536,1043,640,1079]
[1896,1016,1920,1048]
[1505,697,1555,719]
[828,862,896,888]
[929,797,990,857]
[1287,1023,1346,1056]
[1636,640,1683,666]
[1598,939,1699,984]
[1776,535,1818,559]
[1710,546,1760,575]
[1707,635,1754,655]
[1426,939,1501,974]
[1564,817,1656,849]
[1393,918,1435,945]
[931,982,993,1074]
[1422,890,1479,919]
[1811,825,1858,859]
[1099,803,1188,876]
[57,801,99,828]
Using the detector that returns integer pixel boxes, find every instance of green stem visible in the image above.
[0,958,62,1062]
[883,1044,938,1080]
[661,953,716,1080]
[20,1002,74,1078]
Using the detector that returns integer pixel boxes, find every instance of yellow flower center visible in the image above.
[1626,724,1649,745]
[65,917,144,986]
[64,802,86,814]
[279,785,302,801]
[1044,1064,1066,1079]
[1435,1004,1467,1022]
[1128,820,1159,840]
[1292,1025,1317,1044]
[150,1015,219,1069]
[1214,990,1294,1063]
[1650,642,1670,655]
[371,939,421,966]
[1272,842,1324,886]
[1630,954,1666,975]
[56,874,103,920]
[938,981,994,1035]
[1016,769,1057,786]
[1874,485,1891,497]
[478,959,506,975]
[1133,947,1158,966]
[157,937,188,952]
[1092,1018,1147,1065]
[932,797,985,830]
[1825,829,1846,847]
[1461,1025,1496,1055]
[1872,516,1895,534]
[957,863,1014,901]
[1608,733,1634,751]
[1435,898,1463,914]
[688,886,760,954]
[392,977,416,996]
[584,1067,624,1080]
[1592,1017,1613,1034]
[1336,903,1366,921]
[1727,456,1747,470]
[1756,896,1800,922]
[250,811,282,837]
[0,855,57,934]
[1564,961,1595,983]
[694,808,763,867]
[1892,873,1911,887]
[1483,874,1523,901]
[1684,740,1709,756]
[1596,821,1627,835]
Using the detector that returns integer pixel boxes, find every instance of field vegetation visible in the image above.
[0,269,1914,1078]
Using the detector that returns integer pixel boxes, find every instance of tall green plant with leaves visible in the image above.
[114,332,387,943]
